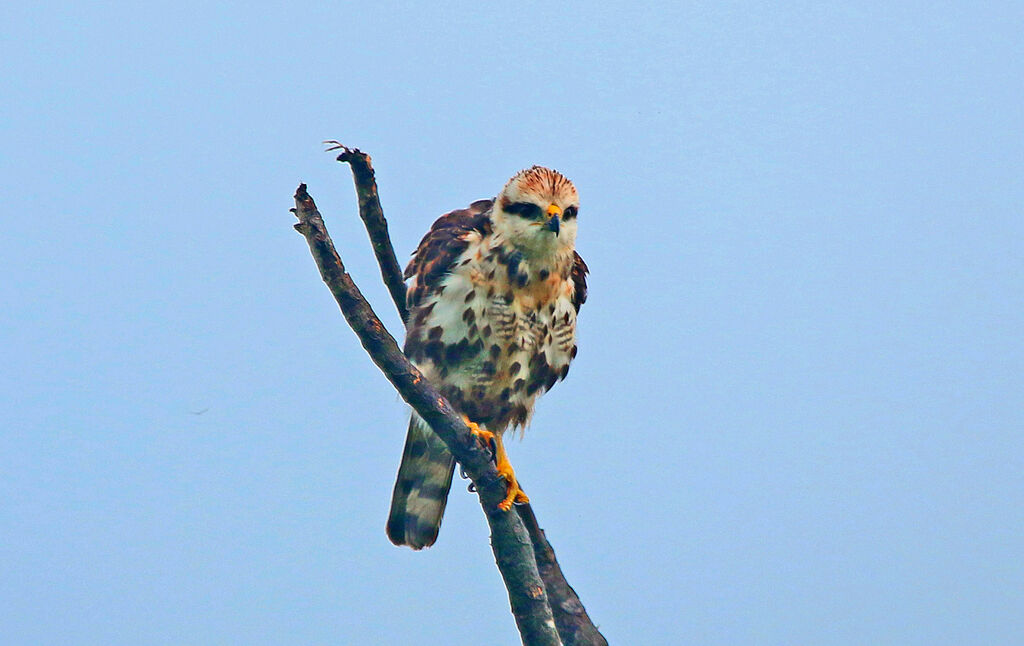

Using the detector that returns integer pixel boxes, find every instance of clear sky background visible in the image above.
[2,2,1022,645]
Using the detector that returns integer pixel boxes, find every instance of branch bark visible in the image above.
[324,141,409,324]
[518,506,608,646]
[292,185,560,646]
[327,146,608,646]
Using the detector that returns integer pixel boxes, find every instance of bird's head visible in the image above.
[491,166,579,258]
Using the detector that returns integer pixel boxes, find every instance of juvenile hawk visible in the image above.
[387,166,588,549]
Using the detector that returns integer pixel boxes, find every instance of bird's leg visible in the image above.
[462,418,527,510]
[493,433,529,511]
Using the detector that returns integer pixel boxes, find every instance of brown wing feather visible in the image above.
[389,200,492,549]
[404,200,493,309]
[571,251,589,312]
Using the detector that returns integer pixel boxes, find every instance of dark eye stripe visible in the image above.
[505,201,543,219]
[563,206,579,219]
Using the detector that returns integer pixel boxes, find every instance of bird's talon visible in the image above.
[496,486,529,511]
[466,419,496,452]
[495,460,527,511]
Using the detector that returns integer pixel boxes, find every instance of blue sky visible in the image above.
[2,2,1022,644]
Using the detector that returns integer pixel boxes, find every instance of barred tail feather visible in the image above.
[387,415,456,549]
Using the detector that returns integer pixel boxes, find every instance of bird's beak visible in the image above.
[546,204,561,235]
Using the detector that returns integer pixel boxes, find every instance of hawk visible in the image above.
[387,166,588,549]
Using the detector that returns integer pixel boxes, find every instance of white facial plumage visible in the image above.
[491,166,580,260]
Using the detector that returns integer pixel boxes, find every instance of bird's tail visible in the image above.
[387,415,456,549]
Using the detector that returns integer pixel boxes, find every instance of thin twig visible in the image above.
[330,149,609,646]
[292,184,561,646]
[324,142,410,324]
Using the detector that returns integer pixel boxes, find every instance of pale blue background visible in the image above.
[2,2,1022,644]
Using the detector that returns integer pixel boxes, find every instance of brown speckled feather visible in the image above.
[571,251,589,312]
[388,168,586,548]
[404,200,492,310]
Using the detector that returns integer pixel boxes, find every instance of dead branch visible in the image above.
[292,185,560,646]
[330,146,607,646]
[323,141,409,324]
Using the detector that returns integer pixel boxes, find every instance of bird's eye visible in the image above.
[563,206,578,220]
[505,201,543,219]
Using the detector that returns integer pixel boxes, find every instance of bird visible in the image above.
[387,166,588,549]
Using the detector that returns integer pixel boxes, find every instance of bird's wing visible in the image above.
[405,199,493,311]
[571,251,589,312]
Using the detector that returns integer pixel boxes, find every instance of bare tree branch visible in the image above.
[328,148,609,646]
[323,142,409,324]
[292,185,560,646]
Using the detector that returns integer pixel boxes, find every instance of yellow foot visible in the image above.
[465,418,495,451]
[495,457,530,511]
